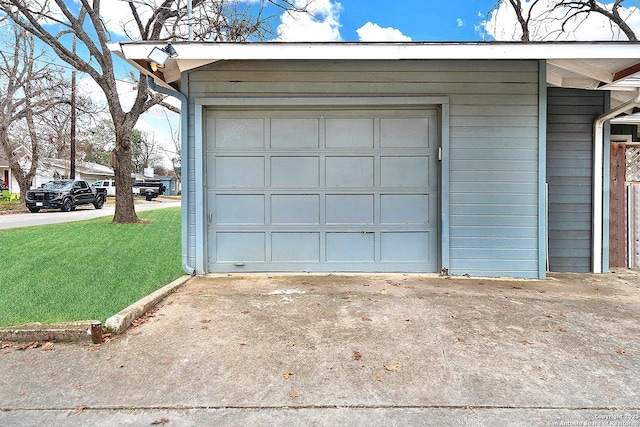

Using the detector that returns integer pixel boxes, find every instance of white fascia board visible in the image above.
[114,41,640,61]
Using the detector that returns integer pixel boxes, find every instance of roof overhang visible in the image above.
[110,41,640,108]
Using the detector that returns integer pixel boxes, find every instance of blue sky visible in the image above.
[269,0,640,42]
[335,0,493,41]
[272,0,497,42]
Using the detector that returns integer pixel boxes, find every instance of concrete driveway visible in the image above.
[1,271,640,426]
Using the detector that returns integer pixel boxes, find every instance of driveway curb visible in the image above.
[0,321,99,343]
[0,275,192,344]
[104,275,193,335]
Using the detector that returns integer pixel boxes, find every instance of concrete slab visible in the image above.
[1,271,639,425]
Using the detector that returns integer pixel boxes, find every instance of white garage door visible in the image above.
[205,108,439,272]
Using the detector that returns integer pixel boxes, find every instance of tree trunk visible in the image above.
[112,132,140,224]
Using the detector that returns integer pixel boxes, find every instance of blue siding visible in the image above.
[186,60,542,277]
[547,87,606,272]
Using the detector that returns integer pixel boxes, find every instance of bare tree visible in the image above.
[507,0,541,40]
[37,91,102,161]
[0,25,66,201]
[554,0,638,40]
[132,129,165,174]
[488,0,639,41]
[83,118,117,167]
[0,0,307,223]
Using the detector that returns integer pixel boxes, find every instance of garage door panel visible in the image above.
[215,157,264,187]
[380,118,430,148]
[381,156,431,187]
[381,232,431,262]
[326,118,374,148]
[326,233,375,262]
[381,194,430,224]
[216,195,264,224]
[271,195,320,224]
[272,233,320,262]
[326,157,374,187]
[271,118,319,148]
[216,233,265,262]
[212,118,265,148]
[326,194,374,224]
[271,157,319,187]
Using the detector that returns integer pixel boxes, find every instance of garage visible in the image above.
[204,107,440,272]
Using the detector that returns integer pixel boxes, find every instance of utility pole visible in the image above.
[70,36,76,179]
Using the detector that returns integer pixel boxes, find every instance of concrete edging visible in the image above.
[0,321,99,343]
[0,275,192,344]
[104,275,193,335]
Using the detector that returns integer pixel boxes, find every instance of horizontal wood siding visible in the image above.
[547,87,605,272]
[187,59,541,277]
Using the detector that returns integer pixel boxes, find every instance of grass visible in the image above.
[0,199,28,213]
[0,207,184,327]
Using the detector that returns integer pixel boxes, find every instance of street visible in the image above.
[0,198,181,230]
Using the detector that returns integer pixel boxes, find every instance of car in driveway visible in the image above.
[25,179,107,213]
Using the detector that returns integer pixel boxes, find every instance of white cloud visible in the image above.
[457,19,464,28]
[483,0,640,41]
[277,0,343,41]
[356,22,411,42]
[98,0,144,38]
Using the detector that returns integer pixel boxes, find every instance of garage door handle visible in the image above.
[208,212,213,224]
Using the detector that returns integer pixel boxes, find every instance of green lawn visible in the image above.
[0,207,184,327]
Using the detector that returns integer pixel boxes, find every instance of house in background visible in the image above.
[1,145,114,190]
[0,151,18,193]
[34,158,114,187]
[112,41,640,278]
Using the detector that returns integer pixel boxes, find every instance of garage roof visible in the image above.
[110,41,640,107]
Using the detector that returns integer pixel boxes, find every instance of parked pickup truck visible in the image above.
[132,181,166,201]
[25,179,107,213]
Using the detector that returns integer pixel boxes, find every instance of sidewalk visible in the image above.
[1,271,639,426]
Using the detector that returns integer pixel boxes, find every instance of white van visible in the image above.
[92,179,116,196]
